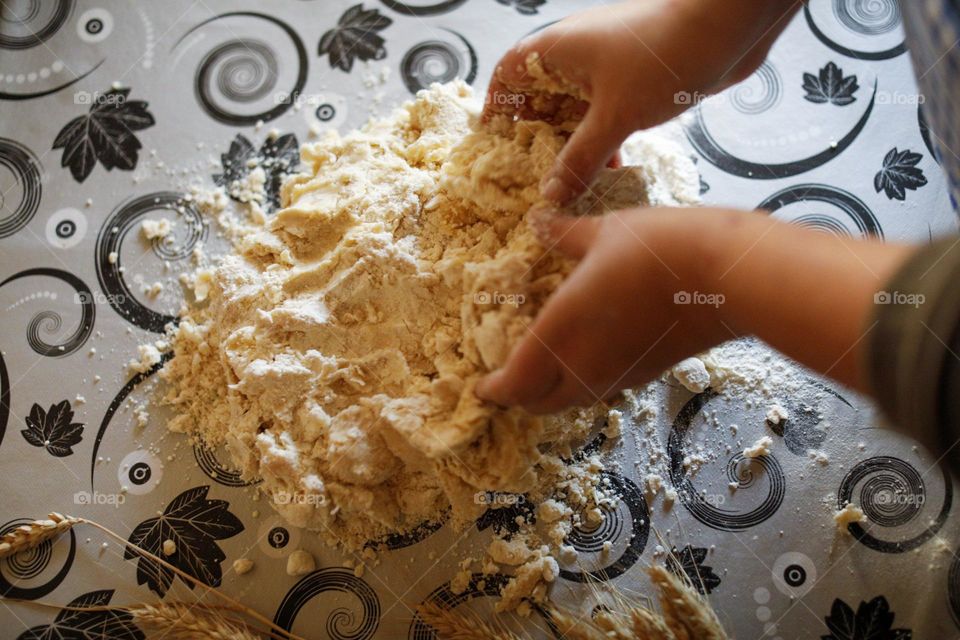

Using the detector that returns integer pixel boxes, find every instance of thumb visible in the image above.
[529,208,602,259]
[540,101,627,205]
[475,332,562,408]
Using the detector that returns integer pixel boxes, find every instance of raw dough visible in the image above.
[162,82,699,549]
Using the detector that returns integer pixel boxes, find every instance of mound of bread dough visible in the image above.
[162,81,698,549]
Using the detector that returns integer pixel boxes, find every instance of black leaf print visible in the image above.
[20,400,83,457]
[52,87,155,183]
[875,148,928,201]
[319,4,392,72]
[18,589,145,640]
[822,596,911,639]
[213,133,300,212]
[124,485,244,597]
[667,546,721,594]
[803,62,859,106]
[495,0,547,15]
[475,495,535,536]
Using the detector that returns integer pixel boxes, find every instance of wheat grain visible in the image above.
[132,602,263,640]
[416,601,519,640]
[0,513,80,559]
[648,566,728,640]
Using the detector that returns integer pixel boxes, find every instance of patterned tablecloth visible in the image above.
[1,0,959,638]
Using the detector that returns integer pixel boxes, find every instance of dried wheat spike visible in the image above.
[132,602,263,640]
[0,513,80,559]
[648,566,728,640]
[416,601,519,640]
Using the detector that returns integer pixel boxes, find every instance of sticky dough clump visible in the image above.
[161,81,692,549]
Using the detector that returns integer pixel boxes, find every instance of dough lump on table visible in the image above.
[161,81,696,549]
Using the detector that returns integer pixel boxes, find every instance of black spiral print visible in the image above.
[95,192,206,333]
[685,82,876,179]
[273,567,380,638]
[0,353,7,450]
[0,517,76,599]
[194,443,261,488]
[380,0,468,16]
[0,138,42,238]
[558,471,649,583]
[0,0,73,50]
[176,12,308,126]
[757,183,883,239]
[837,456,952,553]
[0,268,95,357]
[833,0,902,36]
[669,390,786,531]
[400,29,477,94]
[731,62,782,115]
[804,2,906,60]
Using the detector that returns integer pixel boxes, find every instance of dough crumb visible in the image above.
[743,436,774,458]
[286,549,316,576]
[834,503,865,528]
[671,357,710,393]
[161,539,176,556]
[141,218,173,240]
[233,558,254,575]
[766,404,788,425]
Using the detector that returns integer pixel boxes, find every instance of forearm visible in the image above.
[680,210,914,392]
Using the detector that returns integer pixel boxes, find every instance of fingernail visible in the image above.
[540,175,575,204]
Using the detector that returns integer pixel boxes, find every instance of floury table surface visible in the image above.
[0,0,957,638]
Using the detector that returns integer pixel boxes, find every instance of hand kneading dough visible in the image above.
[161,81,698,549]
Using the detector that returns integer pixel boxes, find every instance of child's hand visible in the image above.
[476,208,911,413]
[476,207,728,414]
[484,0,800,204]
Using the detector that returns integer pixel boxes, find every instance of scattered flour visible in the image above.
[141,218,173,241]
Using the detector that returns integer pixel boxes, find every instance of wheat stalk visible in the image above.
[0,513,81,558]
[0,514,305,640]
[648,566,728,640]
[132,602,263,640]
[416,601,520,640]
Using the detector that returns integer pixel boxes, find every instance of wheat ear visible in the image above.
[0,513,81,558]
[648,566,728,640]
[416,601,520,640]
[131,602,263,640]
